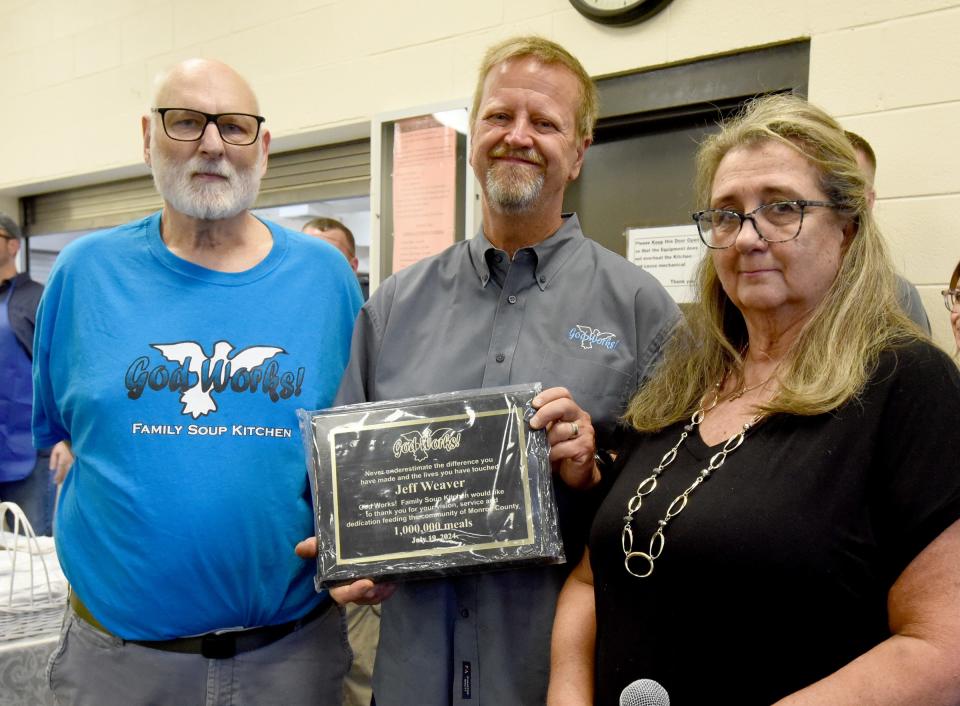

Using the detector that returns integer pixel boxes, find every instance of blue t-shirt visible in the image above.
[32,212,362,640]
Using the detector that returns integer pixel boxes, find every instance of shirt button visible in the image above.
[460,608,470,618]
[538,275,546,283]
[507,295,517,304]
[495,353,505,363]
[494,253,503,263]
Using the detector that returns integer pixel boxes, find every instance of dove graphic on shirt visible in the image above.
[151,341,286,418]
[574,325,615,351]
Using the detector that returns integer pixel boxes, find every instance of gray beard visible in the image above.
[150,138,262,221]
[484,164,544,214]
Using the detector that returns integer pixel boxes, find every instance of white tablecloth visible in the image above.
[0,623,59,706]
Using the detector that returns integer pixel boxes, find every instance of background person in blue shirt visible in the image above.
[0,212,71,536]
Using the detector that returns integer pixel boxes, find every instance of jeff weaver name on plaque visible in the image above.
[298,384,564,586]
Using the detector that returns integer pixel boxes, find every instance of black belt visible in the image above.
[69,592,332,659]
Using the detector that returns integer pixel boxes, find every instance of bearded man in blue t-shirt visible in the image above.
[33,59,361,706]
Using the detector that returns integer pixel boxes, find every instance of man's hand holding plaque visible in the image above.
[297,384,564,588]
[528,386,600,491]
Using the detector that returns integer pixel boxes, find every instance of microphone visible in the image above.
[619,678,670,706]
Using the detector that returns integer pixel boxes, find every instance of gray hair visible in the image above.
[0,212,22,240]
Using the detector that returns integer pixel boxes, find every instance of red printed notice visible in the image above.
[392,116,457,273]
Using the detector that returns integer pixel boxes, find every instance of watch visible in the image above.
[568,0,674,26]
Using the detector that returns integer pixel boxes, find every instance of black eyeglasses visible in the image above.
[152,108,265,146]
[943,289,960,311]
[692,200,840,249]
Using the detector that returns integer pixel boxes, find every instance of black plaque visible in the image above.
[299,384,564,586]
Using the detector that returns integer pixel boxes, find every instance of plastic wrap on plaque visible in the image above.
[297,384,564,587]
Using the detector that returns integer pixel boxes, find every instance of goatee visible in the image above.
[484,147,545,214]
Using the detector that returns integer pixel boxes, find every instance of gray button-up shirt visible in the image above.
[337,214,678,706]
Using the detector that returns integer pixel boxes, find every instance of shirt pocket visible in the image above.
[536,348,634,440]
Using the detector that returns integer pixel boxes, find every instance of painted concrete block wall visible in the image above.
[808,5,960,351]
[0,0,957,348]
[0,195,18,221]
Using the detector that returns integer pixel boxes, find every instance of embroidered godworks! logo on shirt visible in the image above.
[124,340,305,418]
[568,324,620,351]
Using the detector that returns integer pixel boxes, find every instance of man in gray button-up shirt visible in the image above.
[299,36,679,705]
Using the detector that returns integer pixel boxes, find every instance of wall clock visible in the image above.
[568,0,674,26]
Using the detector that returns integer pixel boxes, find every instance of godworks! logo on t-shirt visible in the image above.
[123,340,305,418]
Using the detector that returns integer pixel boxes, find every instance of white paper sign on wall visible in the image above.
[626,225,706,304]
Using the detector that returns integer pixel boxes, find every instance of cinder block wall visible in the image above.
[1,0,957,349]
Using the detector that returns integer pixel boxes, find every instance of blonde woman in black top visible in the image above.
[548,94,960,706]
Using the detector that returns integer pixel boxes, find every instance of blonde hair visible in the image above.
[469,36,599,142]
[624,93,921,432]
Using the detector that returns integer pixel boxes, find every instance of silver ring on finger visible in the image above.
[569,421,580,439]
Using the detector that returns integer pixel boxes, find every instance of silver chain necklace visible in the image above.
[621,388,763,579]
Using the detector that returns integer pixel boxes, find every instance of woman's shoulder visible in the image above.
[876,339,958,382]
[870,339,960,408]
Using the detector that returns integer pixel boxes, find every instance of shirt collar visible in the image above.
[0,271,27,293]
[468,213,585,291]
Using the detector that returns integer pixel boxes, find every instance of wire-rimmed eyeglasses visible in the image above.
[152,108,265,146]
[943,289,960,312]
[692,200,841,249]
